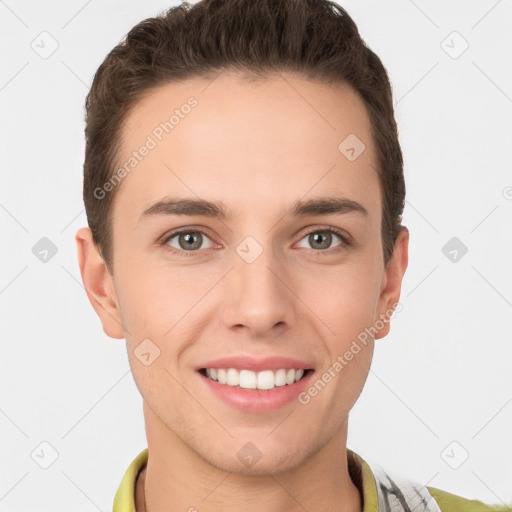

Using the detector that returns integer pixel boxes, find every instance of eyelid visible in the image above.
[297,225,351,243]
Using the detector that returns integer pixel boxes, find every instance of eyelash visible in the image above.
[159,226,351,258]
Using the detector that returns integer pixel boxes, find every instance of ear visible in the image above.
[374,226,409,340]
[75,227,125,339]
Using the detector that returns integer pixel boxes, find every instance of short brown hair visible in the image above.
[83,0,405,272]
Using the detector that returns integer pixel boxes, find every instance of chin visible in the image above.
[200,438,315,476]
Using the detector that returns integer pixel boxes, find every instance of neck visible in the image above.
[136,403,362,512]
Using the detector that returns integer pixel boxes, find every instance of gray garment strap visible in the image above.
[370,462,442,512]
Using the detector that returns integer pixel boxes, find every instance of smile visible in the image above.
[200,367,311,390]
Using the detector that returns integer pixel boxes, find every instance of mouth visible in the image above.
[195,355,316,412]
[198,367,314,391]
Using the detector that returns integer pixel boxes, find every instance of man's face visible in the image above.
[94,71,406,473]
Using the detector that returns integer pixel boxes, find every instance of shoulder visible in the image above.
[427,486,512,512]
[348,448,512,512]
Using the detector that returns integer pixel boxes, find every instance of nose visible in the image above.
[220,242,296,337]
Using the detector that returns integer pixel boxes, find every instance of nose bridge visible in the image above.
[221,234,294,333]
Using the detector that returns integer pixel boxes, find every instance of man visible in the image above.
[75,0,511,510]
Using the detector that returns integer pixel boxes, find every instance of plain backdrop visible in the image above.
[1,0,511,510]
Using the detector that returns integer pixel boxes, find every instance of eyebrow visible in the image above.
[138,196,369,222]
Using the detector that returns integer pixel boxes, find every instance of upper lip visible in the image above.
[196,356,314,372]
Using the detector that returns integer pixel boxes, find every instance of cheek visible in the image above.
[299,259,381,341]
[301,261,379,398]
[114,262,224,378]
[114,258,194,333]
[306,272,377,414]
[116,269,194,408]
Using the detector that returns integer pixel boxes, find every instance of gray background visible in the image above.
[1,0,511,510]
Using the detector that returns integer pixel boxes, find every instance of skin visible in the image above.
[76,70,408,512]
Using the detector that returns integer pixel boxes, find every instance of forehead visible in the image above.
[114,71,380,224]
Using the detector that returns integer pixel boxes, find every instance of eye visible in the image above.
[162,229,216,255]
[160,226,350,257]
[295,227,349,253]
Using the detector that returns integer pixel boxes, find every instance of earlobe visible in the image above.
[375,226,409,340]
[75,227,125,339]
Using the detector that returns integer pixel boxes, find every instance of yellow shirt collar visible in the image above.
[113,447,378,512]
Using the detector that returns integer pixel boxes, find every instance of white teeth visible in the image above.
[257,370,275,390]
[203,367,308,390]
[274,369,287,386]
[226,368,240,386]
[217,368,227,384]
[239,369,257,389]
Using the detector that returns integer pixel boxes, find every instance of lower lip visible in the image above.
[199,370,314,413]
